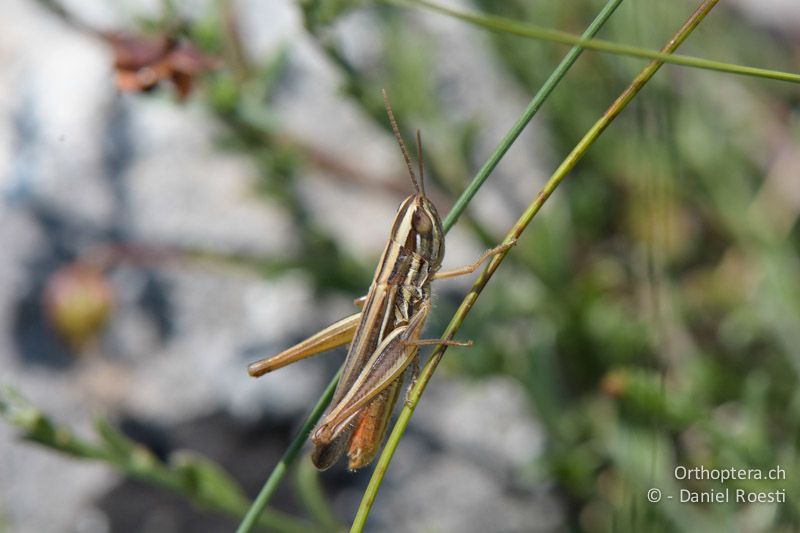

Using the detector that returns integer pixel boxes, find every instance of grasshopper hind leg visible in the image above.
[247,312,360,377]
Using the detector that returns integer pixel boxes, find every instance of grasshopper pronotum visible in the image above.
[248,90,513,470]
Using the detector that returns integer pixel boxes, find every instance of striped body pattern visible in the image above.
[246,89,502,471]
[311,194,444,470]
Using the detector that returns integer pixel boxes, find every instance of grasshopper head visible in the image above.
[391,193,444,271]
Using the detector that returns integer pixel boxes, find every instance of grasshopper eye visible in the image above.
[412,211,432,233]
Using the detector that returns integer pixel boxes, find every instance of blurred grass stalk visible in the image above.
[396,0,800,85]
[352,0,720,530]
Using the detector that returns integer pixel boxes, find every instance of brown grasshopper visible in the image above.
[247,90,513,470]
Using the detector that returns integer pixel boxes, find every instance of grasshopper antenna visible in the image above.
[382,89,421,195]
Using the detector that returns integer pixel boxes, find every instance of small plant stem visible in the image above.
[236,368,342,533]
[442,0,624,233]
[394,0,800,85]
[351,0,720,530]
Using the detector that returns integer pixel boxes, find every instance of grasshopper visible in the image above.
[247,90,513,470]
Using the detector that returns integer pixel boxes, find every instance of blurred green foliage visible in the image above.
[453,1,799,531]
[0,388,311,532]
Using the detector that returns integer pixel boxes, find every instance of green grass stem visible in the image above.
[393,0,800,85]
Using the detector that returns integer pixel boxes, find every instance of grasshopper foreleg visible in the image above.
[433,239,517,280]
